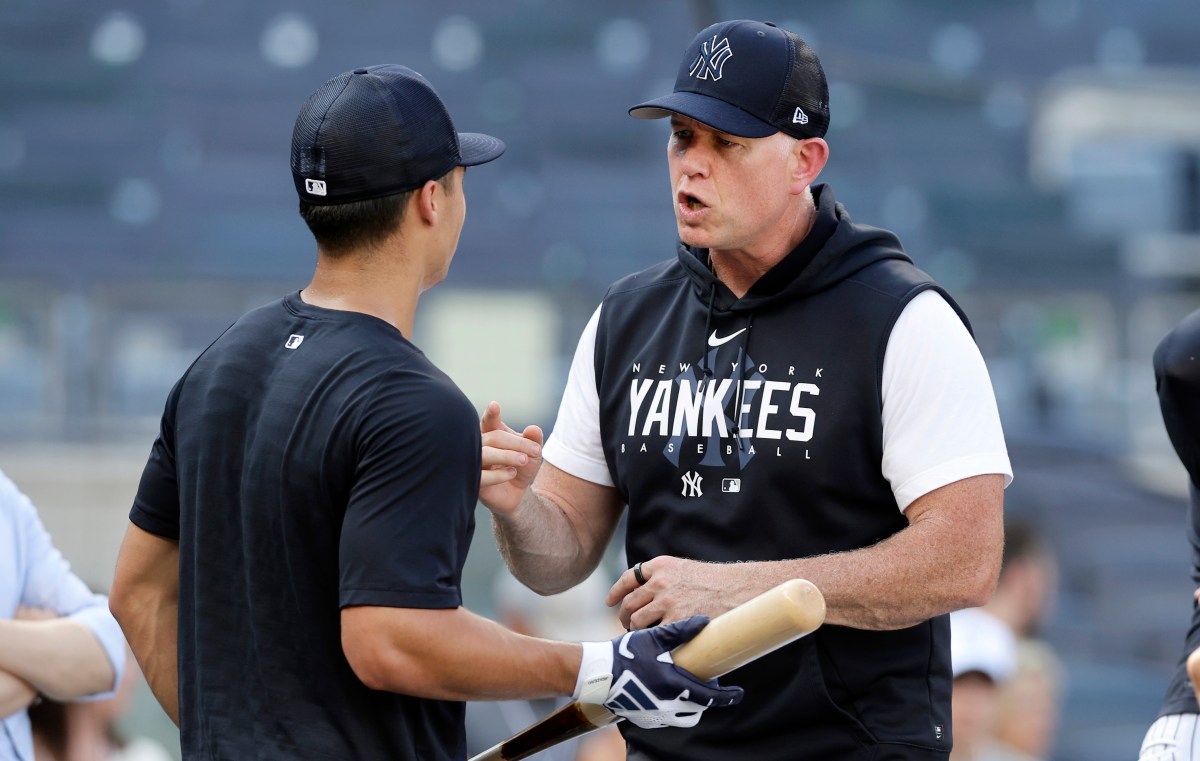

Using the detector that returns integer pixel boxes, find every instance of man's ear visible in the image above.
[791,137,829,194]
[415,178,441,225]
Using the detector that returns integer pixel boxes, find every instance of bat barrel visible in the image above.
[671,578,826,680]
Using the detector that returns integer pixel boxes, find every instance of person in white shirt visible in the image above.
[0,468,126,761]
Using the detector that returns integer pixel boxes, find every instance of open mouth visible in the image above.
[678,191,706,211]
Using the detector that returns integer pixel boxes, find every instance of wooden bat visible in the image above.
[468,578,826,761]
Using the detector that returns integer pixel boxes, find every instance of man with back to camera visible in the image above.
[108,64,741,761]
[480,20,1011,760]
[1138,308,1200,760]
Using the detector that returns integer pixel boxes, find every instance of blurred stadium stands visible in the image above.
[2,1,1199,758]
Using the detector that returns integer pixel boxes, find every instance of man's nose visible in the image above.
[678,143,712,178]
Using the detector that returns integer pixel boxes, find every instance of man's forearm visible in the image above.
[343,605,580,701]
[779,476,1004,629]
[111,586,179,726]
[124,602,180,726]
[0,668,37,719]
[110,524,182,726]
[492,487,601,594]
[619,475,1005,632]
[0,619,115,700]
[780,533,993,629]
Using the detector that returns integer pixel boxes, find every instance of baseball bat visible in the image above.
[468,578,826,761]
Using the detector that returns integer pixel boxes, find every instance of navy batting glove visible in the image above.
[574,615,744,729]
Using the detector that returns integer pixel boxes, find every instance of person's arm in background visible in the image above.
[109,524,180,726]
[0,618,115,701]
[0,669,37,719]
[0,603,117,702]
[0,470,125,702]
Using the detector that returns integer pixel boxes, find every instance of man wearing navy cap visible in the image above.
[482,21,1012,760]
[109,64,741,761]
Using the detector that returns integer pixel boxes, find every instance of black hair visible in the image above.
[298,170,456,257]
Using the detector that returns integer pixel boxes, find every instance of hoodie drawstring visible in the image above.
[697,274,756,454]
[697,284,717,389]
[731,312,755,453]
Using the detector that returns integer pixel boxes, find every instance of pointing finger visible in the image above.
[481,401,502,433]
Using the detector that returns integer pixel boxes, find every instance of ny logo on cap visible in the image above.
[689,36,733,81]
[305,179,327,196]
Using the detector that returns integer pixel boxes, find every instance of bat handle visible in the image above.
[469,702,616,761]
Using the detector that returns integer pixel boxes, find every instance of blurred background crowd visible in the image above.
[2,0,1199,759]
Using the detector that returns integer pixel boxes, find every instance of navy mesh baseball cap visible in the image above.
[630,20,829,140]
[291,64,505,205]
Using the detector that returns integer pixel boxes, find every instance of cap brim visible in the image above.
[458,132,506,166]
[629,92,777,138]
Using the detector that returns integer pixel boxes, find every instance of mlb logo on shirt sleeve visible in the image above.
[721,478,741,493]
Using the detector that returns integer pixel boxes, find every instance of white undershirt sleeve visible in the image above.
[881,290,1013,512]
[542,304,614,486]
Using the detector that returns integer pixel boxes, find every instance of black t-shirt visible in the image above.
[131,292,481,761]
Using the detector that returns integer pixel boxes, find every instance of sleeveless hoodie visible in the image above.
[594,184,968,761]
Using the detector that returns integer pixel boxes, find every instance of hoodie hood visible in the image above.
[677,184,914,314]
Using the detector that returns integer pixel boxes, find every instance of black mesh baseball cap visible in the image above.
[630,20,829,140]
[291,64,505,205]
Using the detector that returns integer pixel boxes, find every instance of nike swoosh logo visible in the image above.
[708,328,747,347]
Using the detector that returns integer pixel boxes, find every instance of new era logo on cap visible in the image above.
[305,179,327,196]
[792,107,809,125]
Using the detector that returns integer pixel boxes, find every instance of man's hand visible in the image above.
[607,556,755,631]
[0,606,43,719]
[0,669,37,720]
[575,616,743,729]
[479,401,543,516]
